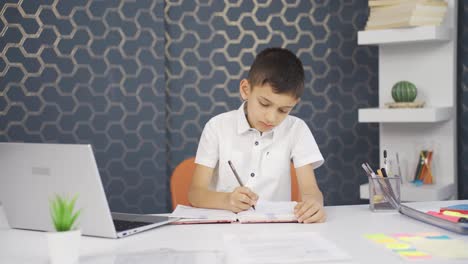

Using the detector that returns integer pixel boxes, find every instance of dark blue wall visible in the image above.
[3,1,465,213]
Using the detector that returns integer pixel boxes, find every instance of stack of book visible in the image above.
[365,0,448,30]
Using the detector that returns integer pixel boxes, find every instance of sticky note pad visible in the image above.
[425,235,451,240]
[398,250,430,257]
[398,236,423,242]
[386,242,412,250]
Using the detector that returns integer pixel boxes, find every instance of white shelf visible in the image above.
[360,182,455,202]
[358,107,453,123]
[358,26,452,45]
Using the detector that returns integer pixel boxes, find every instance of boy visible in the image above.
[188,48,325,223]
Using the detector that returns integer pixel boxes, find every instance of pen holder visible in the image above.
[368,176,401,211]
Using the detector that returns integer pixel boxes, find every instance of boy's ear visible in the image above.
[239,79,251,100]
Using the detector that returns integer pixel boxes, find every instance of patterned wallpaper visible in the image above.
[0,0,167,213]
[166,0,379,208]
[11,0,468,213]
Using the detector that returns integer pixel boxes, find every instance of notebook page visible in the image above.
[171,205,236,221]
[237,201,298,223]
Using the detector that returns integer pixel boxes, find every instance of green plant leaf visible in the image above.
[49,194,81,232]
[70,209,82,230]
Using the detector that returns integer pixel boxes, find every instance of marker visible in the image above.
[383,150,388,172]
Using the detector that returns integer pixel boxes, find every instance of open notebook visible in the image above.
[170,201,298,224]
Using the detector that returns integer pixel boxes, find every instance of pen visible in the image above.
[384,149,388,171]
[227,160,255,210]
[380,167,400,207]
[380,167,388,178]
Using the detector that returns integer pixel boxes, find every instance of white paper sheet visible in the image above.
[80,248,225,264]
[224,232,352,264]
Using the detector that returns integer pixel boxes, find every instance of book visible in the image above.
[365,16,444,30]
[369,6,447,21]
[365,0,447,30]
[170,200,298,224]
[369,0,446,8]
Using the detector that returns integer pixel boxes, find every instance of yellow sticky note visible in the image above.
[399,250,429,257]
[386,243,412,250]
[442,211,468,218]
[373,238,399,244]
[399,236,423,242]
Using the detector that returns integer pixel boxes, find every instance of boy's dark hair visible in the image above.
[248,47,305,98]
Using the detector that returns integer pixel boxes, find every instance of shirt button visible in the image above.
[254,141,259,146]
[250,173,255,177]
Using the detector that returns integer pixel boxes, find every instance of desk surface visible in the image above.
[1,201,468,264]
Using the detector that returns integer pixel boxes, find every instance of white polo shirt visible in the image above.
[195,103,324,201]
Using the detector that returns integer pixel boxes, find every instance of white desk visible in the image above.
[1,201,467,264]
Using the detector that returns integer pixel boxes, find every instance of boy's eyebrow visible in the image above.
[259,96,294,109]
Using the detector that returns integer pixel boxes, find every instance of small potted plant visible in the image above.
[47,194,82,264]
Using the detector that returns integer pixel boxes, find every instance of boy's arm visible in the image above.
[188,164,258,212]
[293,164,326,223]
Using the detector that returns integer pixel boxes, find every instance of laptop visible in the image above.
[0,142,178,238]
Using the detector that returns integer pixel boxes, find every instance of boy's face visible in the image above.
[239,79,299,133]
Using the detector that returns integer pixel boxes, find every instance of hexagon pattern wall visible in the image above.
[165,0,380,207]
[11,0,461,213]
[0,0,167,213]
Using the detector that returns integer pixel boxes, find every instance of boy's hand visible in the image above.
[226,187,258,213]
[294,200,326,223]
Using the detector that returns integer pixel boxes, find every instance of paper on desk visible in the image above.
[80,248,225,264]
[224,232,352,264]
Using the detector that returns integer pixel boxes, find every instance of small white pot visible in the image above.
[47,229,81,264]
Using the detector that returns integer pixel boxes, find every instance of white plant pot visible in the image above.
[47,229,81,264]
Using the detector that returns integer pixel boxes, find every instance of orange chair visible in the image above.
[170,157,197,210]
[170,157,300,210]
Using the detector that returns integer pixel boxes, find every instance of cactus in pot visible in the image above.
[391,81,417,102]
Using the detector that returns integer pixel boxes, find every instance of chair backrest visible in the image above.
[170,157,196,210]
[290,164,300,202]
[170,157,301,210]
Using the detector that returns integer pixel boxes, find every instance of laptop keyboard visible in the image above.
[113,219,152,232]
